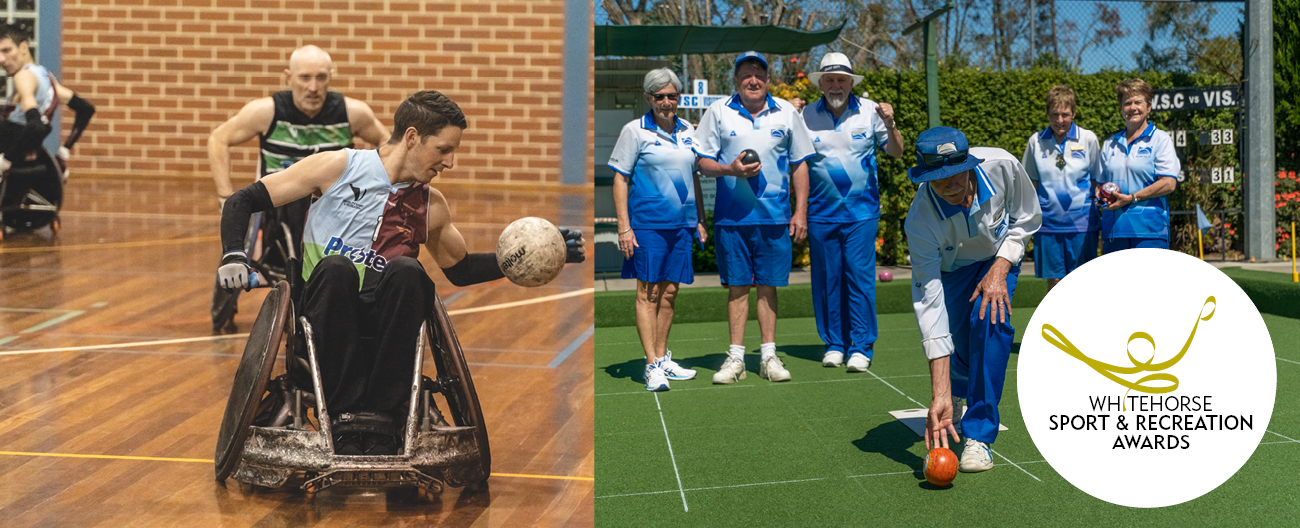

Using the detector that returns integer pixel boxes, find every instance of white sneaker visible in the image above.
[759,355,791,382]
[822,351,844,367]
[644,363,669,392]
[712,356,747,384]
[959,437,994,472]
[845,354,871,372]
[660,351,696,380]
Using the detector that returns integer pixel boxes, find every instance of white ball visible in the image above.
[496,217,566,287]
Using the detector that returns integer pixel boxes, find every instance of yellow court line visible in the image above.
[0,289,592,356]
[0,451,593,481]
[0,234,221,254]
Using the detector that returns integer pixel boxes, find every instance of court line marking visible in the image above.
[595,370,1022,397]
[0,309,87,346]
[1267,430,1300,443]
[0,451,592,481]
[654,392,689,512]
[446,288,593,316]
[0,234,221,254]
[863,368,1041,482]
[548,325,594,368]
[1276,356,1300,366]
[0,289,592,357]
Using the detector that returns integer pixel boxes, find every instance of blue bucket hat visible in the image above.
[734,51,768,72]
[907,126,984,184]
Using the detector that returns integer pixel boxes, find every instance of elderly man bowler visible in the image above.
[801,52,904,372]
[904,127,1041,473]
[693,51,815,384]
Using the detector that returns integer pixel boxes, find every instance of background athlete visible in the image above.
[0,24,95,178]
[207,45,388,329]
[216,91,584,455]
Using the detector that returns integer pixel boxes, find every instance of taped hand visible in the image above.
[217,252,253,291]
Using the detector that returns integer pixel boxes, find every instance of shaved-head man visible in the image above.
[208,45,389,330]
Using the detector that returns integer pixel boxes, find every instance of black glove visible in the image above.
[558,227,585,264]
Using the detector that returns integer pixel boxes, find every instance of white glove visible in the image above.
[57,146,70,161]
[217,252,252,291]
[0,154,10,173]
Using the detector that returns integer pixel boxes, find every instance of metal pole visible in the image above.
[924,22,940,128]
[1244,0,1275,261]
[1029,0,1036,64]
[681,0,688,88]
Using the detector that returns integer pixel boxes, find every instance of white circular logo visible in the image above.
[1018,249,1275,508]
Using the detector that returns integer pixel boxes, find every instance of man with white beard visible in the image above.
[800,52,903,372]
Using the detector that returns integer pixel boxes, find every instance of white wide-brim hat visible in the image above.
[808,52,864,86]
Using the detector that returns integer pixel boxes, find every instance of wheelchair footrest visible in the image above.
[302,467,443,494]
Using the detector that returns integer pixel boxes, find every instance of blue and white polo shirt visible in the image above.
[904,147,1042,360]
[803,95,891,223]
[606,112,699,230]
[1021,123,1102,234]
[693,93,816,226]
[1098,123,1180,240]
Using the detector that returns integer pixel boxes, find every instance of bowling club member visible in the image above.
[1096,78,1180,253]
[693,50,815,384]
[608,67,705,392]
[216,91,585,456]
[904,127,1041,472]
[801,52,903,372]
[1021,85,1102,290]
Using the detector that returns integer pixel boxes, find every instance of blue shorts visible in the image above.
[621,227,695,284]
[714,224,791,287]
[1033,231,1099,280]
[1102,236,1168,254]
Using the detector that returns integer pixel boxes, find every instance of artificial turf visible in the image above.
[594,310,1300,526]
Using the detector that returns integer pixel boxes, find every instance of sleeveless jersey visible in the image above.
[260,91,352,178]
[6,63,58,125]
[301,149,429,286]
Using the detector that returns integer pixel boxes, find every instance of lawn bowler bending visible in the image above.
[216,91,584,455]
[207,45,389,329]
[904,127,1041,472]
[800,52,903,372]
[693,50,815,384]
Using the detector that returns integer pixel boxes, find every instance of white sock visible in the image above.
[760,342,776,361]
[728,344,745,360]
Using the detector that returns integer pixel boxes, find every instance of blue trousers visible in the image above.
[941,258,1019,444]
[808,219,878,359]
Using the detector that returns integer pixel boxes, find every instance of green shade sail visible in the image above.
[595,22,847,57]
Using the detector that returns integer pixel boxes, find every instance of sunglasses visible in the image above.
[920,149,969,167]
[649,93,681,101]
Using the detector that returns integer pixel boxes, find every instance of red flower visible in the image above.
[1224,222,1232,229]
[1229,229,1236,235]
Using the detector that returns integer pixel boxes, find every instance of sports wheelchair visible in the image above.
[0,144,64,240]
[214,260,490,498]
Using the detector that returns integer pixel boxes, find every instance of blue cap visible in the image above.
[907,126,984,184]
[734,51,768,72]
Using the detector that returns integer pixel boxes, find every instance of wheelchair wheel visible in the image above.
[215,281,291,481]
[427,295,491,480]
[1,148,62,231]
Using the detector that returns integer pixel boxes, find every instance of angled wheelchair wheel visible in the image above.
[1,148,62,231]
[427,295,491,480]
[215,281,291,481]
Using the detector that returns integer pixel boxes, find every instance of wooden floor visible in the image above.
[0,178,594,527]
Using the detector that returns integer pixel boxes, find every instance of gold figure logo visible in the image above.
[1042,296,1216,407]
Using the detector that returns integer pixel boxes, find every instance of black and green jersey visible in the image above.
[259,91,353,177]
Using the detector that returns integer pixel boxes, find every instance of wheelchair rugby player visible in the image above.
[213,90,584,495]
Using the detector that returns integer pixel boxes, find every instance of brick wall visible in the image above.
[60,0,589,187]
